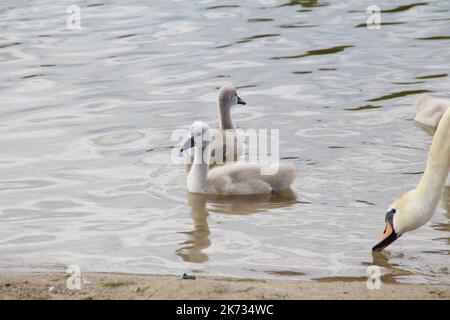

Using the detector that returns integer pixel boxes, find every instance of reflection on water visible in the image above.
[381,2,429,13]
[417,36,450,40]
[237,34,280,44]
[367,90,433,102]
[0,0,449,283]
[368,251,415,284]
[344,105,382,111]
[415,73,448,79]
[354,22,406,28]
[317,252,416,284]
[206,5,240,10]
[177,191,297,263]
[279,0,328,9]
[270,45,354,60]
[176,194,211,263]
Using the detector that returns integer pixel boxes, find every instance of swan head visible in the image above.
[218,86,246,107]
[372,207,399,252]
[372,192,419,252]
[372,186,438,252]
[179,121,212,154]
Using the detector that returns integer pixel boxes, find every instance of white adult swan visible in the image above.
[373,107,450,251]
[414,95,450,186]
[186,86,245,167]
[180,122,297,195]
[414,95,450,134]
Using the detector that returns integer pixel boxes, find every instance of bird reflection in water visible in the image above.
[176,190,298,263]
[175,193,211,263]
[368,251,415,284]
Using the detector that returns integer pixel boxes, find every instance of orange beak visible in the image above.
[379,221,393,241]
[372,210,398,252]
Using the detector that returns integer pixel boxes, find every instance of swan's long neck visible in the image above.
[218,100,234,130]
[415,108,450,217]
[187,143,211,193]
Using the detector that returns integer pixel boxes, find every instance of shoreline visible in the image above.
[0,272,449,300]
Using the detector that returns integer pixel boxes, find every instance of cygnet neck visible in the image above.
[188,141,211,192]
[218,100,235,130]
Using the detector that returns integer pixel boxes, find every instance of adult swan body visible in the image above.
[373,107,450,251]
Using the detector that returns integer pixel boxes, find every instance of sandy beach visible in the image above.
[0,273,448,300]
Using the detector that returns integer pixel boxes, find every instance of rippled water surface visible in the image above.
[1,0,450,284]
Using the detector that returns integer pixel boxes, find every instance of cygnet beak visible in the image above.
[180,136,195,153]
[237,95,246,105]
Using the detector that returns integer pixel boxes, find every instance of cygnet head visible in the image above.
[218,86,246,108]
[180,121,212,153]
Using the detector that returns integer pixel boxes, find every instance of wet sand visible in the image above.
[0,273,448,300]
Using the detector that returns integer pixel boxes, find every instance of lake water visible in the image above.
[0,0,449,284]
